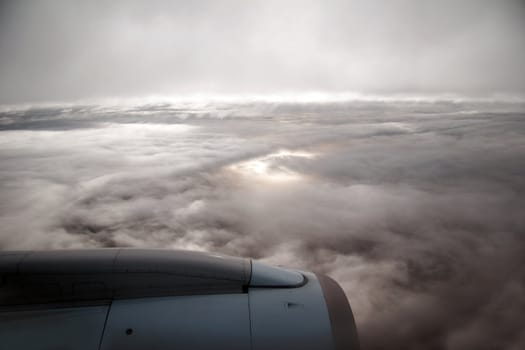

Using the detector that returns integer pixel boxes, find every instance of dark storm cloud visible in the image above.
[0,0,525,104]
[1,100,525,349]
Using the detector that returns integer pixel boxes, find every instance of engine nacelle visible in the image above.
[0,249,359,350]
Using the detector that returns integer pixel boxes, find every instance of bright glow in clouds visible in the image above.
[230,150,316,182]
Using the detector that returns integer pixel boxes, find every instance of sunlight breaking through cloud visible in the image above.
[230,150,316,183]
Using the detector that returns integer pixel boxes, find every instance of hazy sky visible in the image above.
[1,0,524,104]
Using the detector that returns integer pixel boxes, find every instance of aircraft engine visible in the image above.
[0,249,359,350]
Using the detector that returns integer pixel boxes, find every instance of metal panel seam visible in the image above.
[97,300,113,350]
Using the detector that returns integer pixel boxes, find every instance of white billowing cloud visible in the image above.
[1,99,525,349]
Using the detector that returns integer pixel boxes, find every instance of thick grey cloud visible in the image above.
[1,0,525,104]
[1,99,524,349]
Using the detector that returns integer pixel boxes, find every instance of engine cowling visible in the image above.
[0,249,359,350]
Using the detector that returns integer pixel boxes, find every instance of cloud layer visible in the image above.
[1,99,525,349]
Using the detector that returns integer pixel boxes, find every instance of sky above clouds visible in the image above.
[1,0,525,104]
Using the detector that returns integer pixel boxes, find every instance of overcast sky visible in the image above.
[1,0,524,104]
